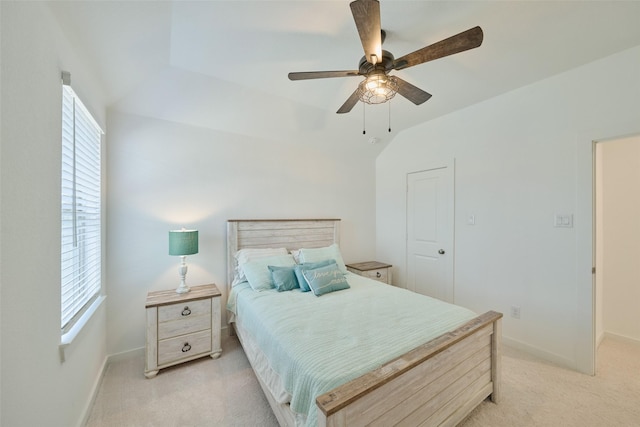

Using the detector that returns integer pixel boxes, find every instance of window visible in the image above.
[61,75,104,332]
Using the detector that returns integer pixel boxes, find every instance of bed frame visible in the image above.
[227,219,502,427]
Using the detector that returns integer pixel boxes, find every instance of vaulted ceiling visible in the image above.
[48,1,640,153]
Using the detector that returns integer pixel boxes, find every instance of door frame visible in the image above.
[406,160,455,302]
[576,121,639,375]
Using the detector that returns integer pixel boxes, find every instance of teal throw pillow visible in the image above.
[302,263,350,296]
[268,265,299,292]
[295,259,337,292]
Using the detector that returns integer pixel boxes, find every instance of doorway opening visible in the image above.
[594,134,640,369]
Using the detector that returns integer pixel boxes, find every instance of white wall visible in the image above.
[0,3,107,426]
[600,135,640,342]
[106,111,377,355]
[376,45,640,370]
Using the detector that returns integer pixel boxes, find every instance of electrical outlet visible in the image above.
[510,306,521,319]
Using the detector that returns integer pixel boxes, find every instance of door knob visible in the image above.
[438,249,445,255]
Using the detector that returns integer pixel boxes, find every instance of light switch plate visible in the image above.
[554,213,573,228]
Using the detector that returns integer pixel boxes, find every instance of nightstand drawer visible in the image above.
[158,298,211,323]
[346,261,392,285]
[158,329,212,366]
[361,268,389,283]
[158,311,211,340]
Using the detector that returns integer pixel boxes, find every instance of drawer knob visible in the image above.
[376,272,381,278]
[182,343,192,353]
[181,306,191,316]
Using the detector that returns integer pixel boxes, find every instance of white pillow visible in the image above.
[299,243,348,275]
[234,247,288,282]
[242,254,296,291]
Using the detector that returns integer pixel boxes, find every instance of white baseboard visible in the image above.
[78,355,109,427]
[504,332,640,375]
[502,336,576,371]
[79,347,144,427]
[604,331,640,347]
[108,346,145,362]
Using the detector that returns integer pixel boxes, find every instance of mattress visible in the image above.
[227,272,476,427]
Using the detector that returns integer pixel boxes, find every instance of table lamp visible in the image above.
[168,228,198,294]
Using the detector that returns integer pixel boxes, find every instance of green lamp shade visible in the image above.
[168,229,198,256]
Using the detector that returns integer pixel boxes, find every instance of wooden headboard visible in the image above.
[226,219,341,294]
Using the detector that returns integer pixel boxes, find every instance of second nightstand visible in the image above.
[145,283,222,378]
[346,261,393,285]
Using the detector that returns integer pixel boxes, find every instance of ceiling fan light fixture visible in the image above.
[357,73,398,104]
[288,0,483,114]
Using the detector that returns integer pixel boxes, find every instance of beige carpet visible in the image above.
[86,336,278,427]
[86,336,640,426]
[459,337,640,426]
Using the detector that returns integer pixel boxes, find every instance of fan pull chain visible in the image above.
[362,101,366,134]
[388,100,392,133]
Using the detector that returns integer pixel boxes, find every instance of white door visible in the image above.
[407,167,454,302]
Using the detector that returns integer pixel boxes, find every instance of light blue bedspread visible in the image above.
[228,273,476,427]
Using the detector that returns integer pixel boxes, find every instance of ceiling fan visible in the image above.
[288,0,483,114]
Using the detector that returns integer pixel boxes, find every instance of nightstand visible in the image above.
[346,261,393,285]
[145,283,222,378]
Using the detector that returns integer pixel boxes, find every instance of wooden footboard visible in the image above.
[316,311,502,427]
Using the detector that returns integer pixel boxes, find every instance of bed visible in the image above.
[226,219,502,427]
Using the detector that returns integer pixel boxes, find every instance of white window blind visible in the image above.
[61,81,103,331]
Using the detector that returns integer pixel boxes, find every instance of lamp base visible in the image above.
[175,283,190,294]
[175,256,191,294]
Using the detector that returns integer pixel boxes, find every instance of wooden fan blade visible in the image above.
[393,26,483,71]
[337,90,361,114]
[395,77,432,105]
[288,70,361,81]
[350,0,382,64]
